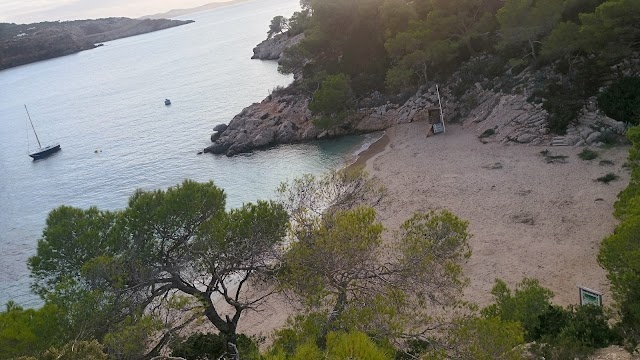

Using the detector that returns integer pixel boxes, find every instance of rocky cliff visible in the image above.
[251,32,304,61]
[0,18,193,70]
[206,54,639,157]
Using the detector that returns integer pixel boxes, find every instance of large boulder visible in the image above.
[516,133,536,143]
[586,131,602,145]
[213,123,228,132]
[253,129,275,147]
[276,121,297,143]
[203,142,230,154]
[210,131,221,142]
[227,114,248,131]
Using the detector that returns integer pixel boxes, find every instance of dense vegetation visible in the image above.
[270,0,639,132]
[0,166,634,359]
[599,127,640,348]
[0,169,473,359]
[2,0,640,358]
[598,77,640,125]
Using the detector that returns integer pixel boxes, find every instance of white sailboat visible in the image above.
[25,105,61,160]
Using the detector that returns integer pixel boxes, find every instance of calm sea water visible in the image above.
[0,0,376,307]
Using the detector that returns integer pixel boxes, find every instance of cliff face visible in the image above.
[251,32,304,61]
[0,18,194,70]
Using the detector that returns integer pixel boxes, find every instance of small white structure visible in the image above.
[430,84,446,135]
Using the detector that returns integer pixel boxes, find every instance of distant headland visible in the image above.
[0,18,194,70]
[140,0,250,20]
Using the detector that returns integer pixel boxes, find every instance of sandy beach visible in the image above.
[232,120,630,342]
[366,121,629,306]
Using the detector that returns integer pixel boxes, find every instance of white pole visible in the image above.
[436,85,445,133]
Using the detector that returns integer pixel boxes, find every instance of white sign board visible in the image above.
[578,286,603,306]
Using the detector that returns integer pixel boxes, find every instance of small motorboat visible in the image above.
[165,99,171,106]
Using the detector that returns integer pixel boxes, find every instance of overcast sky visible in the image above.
[0,0,232,24]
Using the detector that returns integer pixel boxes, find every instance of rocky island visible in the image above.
[0,18,194,70]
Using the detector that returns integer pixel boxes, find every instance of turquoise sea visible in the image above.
[0,0,377,307]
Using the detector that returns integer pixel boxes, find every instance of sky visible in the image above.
[0,0,232,24]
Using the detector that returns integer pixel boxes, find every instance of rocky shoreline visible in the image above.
[251,32,304,61]
[205,45,639,157]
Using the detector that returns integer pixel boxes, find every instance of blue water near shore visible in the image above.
[0,0,377,307]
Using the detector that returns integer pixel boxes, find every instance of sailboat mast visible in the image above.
[24,105,42,149]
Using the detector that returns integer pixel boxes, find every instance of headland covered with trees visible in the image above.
[2,0,640,359]
[0,18,194,70]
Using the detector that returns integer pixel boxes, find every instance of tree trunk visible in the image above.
[528,38,537,62]
[224,316,240,360]
[319,289,348,348]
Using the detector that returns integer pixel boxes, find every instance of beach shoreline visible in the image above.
[348,128,393,170]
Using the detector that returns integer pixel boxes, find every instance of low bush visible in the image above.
[598,77,640,125]
[171,333,261,360]
[530,305,619,360]
[484,279,619,360]
[599,130,620,147]
[597,173,619,184]
[578,148,598,160]
[542,82,582,135]
[479,128,496,138]
[541,60,607,134]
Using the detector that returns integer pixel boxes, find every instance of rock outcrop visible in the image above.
[206,54,637,156]
[204,93,315,156]
[251,32,304,61]
[204,86,444,156]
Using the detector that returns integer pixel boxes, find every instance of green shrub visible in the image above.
[0,302,67,359]
[483,280,619,360]
[171,333,261,360]
[531,305,570,340]
[41,340,107,360]
[482,278,554,341]
[597,173,619,184]
[529,337,594,360]
[542,82,582,135]
[446,317,526,360]
[578,148,598,160]
[598,77,640,125]
[479,128,496,138]
[541,60,607,134]
[530,305,618,360]
[560,305,618,348]
[309,73,354,116]
[599,130,620,147]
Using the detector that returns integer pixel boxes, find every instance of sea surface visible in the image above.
[0,0,377,307]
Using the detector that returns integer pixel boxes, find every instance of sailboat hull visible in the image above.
[29,144,61,159]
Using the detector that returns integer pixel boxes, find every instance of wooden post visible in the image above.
[436,85,445,133]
